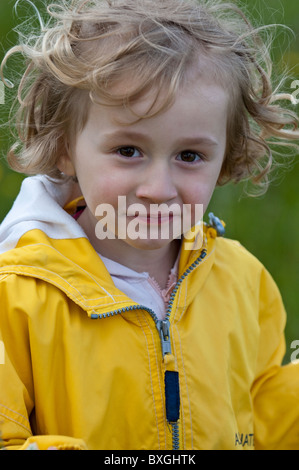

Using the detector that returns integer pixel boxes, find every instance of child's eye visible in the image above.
[117,147,141,158]
[177,151,204,163]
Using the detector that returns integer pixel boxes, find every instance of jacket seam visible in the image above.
[181,275,194,449]
[173,277,194,449]
[174,321,194,450]
[140,312,169,449]
[176,247,215,325]
[136,311,162,450]
[169,327,185,447]
[0,412,32,434]
[171,271,187,448]
[0,267,139,313]
[14,242,115,300]
[0,267,129,312]
[172,281,189,449]
[0,403,32,434]
[0,266,93,305]
[143,312,168,449]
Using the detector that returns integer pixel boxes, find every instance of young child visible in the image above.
[0,0,299,451]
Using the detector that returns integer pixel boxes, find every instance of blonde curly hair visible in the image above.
[1,0,299,191]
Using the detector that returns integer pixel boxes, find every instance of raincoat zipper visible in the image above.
[90,248,208,449]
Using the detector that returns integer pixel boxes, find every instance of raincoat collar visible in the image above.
[0,175,221,317]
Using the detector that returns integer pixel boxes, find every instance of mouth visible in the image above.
[127,212,175,225]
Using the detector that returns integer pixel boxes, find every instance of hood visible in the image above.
[0,175,220,316]
[0,175,86,254]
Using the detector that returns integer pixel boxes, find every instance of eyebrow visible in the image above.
[174,136,219,147]
[101,130,219,147]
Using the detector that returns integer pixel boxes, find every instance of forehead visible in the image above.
[89,64,230,128]
[94,50,228,97]
[81,72,229,157]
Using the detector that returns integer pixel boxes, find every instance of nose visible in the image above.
[135,162,178,203]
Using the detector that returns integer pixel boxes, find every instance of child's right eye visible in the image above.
[116,147,141,158]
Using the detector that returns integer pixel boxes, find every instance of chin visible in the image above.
[123,236,179,252]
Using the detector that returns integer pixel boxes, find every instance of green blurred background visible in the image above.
[0,0,298,363]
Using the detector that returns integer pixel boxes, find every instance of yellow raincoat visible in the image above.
[0,176,299,450]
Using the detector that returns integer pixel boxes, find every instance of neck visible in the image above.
[99,238,180,290]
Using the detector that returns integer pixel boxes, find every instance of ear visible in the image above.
[57,153,76,177]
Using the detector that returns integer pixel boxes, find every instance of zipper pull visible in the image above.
[157,319,180,450]
[208,212,225,237]
[157,319,172,357]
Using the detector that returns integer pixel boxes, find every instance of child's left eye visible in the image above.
[177,151,203,163]
[117,147,141,158]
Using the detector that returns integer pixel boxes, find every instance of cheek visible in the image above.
[183,182,213,206]
[82,171,134,215]
[183,173,220,216]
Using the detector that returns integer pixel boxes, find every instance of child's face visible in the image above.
[61,73,229,252]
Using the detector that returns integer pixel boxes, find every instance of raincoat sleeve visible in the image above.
[0,274,86,450]
[251,267,299,450]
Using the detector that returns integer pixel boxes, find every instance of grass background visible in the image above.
[0,0,298,363]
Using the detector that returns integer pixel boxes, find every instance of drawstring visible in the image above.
[208,212,225,237]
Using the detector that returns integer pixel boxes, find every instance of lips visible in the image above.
[127,213,173,225]
[122,201,183,227]
[130,210,175,219]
